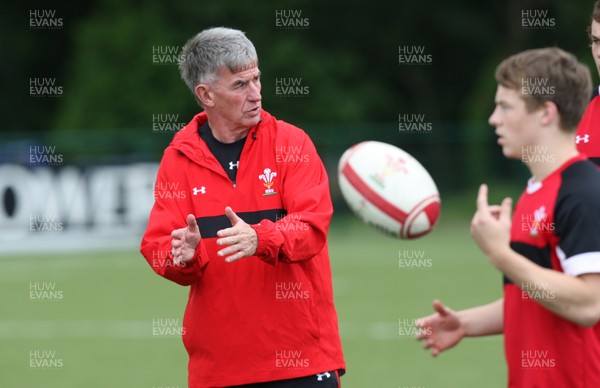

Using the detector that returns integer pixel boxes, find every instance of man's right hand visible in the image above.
[415,299,466,357]
[171,214,201,266]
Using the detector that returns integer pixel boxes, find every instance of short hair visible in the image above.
[591,0,600,27]
[587,1,600,39]
[494,47,591,131]
[179,27,258,93]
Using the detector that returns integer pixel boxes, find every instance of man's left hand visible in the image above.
[216,207,258,263]
[470,184,513,265]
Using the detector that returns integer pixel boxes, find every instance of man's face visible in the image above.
[488,85,542,160]
[590,20,600,77]
[206,65,262,130]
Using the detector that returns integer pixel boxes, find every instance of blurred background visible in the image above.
[0,0,595,387]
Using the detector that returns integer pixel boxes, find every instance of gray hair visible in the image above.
[179,27,258,93]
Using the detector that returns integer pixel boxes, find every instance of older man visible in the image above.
[141,27,345,387]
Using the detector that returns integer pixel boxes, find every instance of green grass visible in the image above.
[0,201,507,387]
[330,213,506,387]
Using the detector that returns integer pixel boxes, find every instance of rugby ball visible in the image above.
[338,141,441,239]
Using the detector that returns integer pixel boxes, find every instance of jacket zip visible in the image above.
[175,124,259,190]
[231,127,258,190]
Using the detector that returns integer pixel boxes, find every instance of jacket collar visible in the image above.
[170,109,268,166]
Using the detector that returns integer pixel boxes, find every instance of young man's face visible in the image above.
[488,85,542,159]
[591,20,600,77]
[205,65,262,131]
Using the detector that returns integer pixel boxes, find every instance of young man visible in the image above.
[577,0,600,166]
[416,48,600,387]
[140,28,345,387]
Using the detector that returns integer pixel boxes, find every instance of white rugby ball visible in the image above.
[338,141,441,239]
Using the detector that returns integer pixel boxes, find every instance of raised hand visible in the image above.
[470,184,512,262]
[216,207,258,263]
[171,214,201,265]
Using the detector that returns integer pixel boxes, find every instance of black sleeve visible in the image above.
[554,161,600,275]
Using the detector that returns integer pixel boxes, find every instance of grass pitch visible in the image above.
[0,202,507,387]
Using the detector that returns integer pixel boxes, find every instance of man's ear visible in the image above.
[195,84,215,108]
[539,100,559,127]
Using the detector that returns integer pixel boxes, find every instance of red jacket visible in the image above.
[576,92,600,167]
[140,110,345,387]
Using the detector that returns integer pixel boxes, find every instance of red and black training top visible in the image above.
[504,154,600,387]
[576,86,600,167]
[140,110,345,388]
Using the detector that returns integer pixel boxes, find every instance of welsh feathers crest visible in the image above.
[259,168,277,196]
